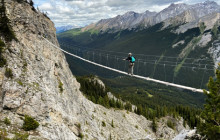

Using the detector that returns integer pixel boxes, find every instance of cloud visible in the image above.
[39,3,53,11]
[33,0,220,27]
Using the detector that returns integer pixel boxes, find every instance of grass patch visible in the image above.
[5,67,13,78]
[88,28,100,35]
[17,80,23,86]
[22,115,39,131]
[78,132,84,139]
[102,121,106,127]
[3,117,11,125]
[22,61,28,72]
[111,120,115,128]
[33,82,39,88]
[58,79,64,93]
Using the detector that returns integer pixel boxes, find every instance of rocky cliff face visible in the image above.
[0,0,188,139]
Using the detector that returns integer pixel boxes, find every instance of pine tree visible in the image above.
[198,68,220,140]
[137,105,143,115]
[152,119,157,132]
[29,0,34,6]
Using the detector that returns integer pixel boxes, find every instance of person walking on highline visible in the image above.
[123,53,135,75]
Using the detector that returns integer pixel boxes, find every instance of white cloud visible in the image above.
[148,4,171,12]
[39,3,53,11]
[33,0,220,27]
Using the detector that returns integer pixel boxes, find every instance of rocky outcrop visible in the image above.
[0,0,189,139]
[175,12,220,33]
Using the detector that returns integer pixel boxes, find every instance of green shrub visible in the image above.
[102,121,106,127]
[78,132,84,138]
[111,120,114,128]
[76,123,81,129]
[17,80,23,86]
[3,117,10,125]
[0,56,6,67]
[0,39,6,67]
[5,67,13,78]
[22,115,39,131]
[23,61,27,69]
[0,39,5,53]
[58,79,64,93]
[152,119,157,132]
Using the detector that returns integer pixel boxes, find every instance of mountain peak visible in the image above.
[125,11,136,14]
[123,11,138,17]
[165,2,189,10]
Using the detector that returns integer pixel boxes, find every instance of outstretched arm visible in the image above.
[123,57,127,60]
[123,57,129,60]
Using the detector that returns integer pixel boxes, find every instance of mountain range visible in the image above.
[82,1,220,32]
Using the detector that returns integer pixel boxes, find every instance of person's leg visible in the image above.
[131,63,134,75]
[128,63,131,74]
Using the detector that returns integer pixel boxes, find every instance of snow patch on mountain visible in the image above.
[172,40,185,48]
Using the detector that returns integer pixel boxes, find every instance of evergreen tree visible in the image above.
[152,119,157,132]
[137,105,143,115]
[198,68,220,140]
[29,0,34,6]
[124,102,132,112]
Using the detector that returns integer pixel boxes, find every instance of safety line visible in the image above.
[61,43,215,68]
[44,37,205,93]
[59,42,214,62]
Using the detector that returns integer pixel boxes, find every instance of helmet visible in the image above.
[128,53,132,56]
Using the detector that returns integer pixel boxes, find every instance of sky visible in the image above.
[33,0,220,27]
